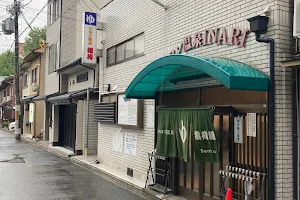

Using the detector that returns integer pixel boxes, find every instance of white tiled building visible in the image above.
[94,0,298,200]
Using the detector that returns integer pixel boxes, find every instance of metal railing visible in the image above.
[219,165,266,200]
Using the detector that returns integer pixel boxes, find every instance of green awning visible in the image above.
[125,54,269,99]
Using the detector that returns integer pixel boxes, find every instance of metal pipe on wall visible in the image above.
[255,33,275,200]
[84,88,90,156]
[295,69,300,200]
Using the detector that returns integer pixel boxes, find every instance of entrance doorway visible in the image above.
[59,105,77,151]
[176,109,268,200]
[178,112,230,200]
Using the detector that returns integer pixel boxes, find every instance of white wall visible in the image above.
[67,69,95,92]
[45,17,60,96]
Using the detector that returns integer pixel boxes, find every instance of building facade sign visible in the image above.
[82,12,97,64]
[170,28,249,54]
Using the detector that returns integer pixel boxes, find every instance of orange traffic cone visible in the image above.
[225,188,232,200]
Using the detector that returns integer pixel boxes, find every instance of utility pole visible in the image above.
[14,0,21,140]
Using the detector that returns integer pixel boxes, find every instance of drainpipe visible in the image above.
[255,33,275,200]
[293,69,299,200]
[58,0,63,94]
[84,87,90,156]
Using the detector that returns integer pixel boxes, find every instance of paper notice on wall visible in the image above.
[247,113,257,137]
[146,106,155,128]
[112,130,123,153]
[234,117,243,143]
[124,132,137,156]
[117,95,138,126]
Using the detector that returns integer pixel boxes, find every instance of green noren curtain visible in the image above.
[156,108,219,163]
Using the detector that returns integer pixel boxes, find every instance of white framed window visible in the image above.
[107,33,145,66]
[48,42,57,73]
[32,68,38,83]
[23,73,28,87]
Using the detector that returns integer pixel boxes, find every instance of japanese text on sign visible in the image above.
[234,117,243,143]
[247,113,256,137]
[82,12,97,64]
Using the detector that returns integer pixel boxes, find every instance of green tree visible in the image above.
[23,26,46,56]
[0,50,15,76]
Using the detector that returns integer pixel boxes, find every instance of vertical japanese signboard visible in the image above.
[29,103,35,123]
[234,117,243,143]
[82,12,97,64]
[247,113,257,137]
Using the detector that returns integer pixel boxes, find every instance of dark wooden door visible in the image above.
[232,111,268,200]
[177,113,231,200]
[59,105,77,151]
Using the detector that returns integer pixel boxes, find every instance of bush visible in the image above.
[2,122,8,128]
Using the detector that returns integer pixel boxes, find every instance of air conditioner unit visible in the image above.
[6,96,11,102]
[32,83,39,92]
[294,0,300,38]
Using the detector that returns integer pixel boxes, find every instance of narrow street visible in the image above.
[0,130,151,200]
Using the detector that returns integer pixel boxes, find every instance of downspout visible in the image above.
[293,68,299,200]
[255,33,275,200]
[58,0,63,93]
[84,87,90,156]
[79,63,95,156]
[33,101,36,139]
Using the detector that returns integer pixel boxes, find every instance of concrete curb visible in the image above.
[20,136,70,160]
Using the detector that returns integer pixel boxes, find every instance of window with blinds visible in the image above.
[48,42,58,73]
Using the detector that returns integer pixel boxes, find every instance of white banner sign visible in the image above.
[234,117,243,143]
[124,132,137,156]
[112,130,123,153]
[247,113,257,137]
[146,106,155,128]
[82,12,97,64]
[29,103,35,123]
[117,95,138,126]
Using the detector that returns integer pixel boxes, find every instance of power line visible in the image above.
[2,0,50,67]
[22,0,33,7]
[21,13,33,31]
[90,0,101,11]
[23,8,46,23]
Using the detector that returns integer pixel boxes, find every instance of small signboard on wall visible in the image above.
[146,105,155,128]
[247,113,257,137]
[234,117,243,143]
[117,94,143,128]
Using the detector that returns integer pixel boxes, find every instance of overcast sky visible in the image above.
[0,0,47,53]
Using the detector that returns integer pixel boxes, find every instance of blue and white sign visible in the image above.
[82,12,97,64]
[84,12,97,26]
[234,117,243,144]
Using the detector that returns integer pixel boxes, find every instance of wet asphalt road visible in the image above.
[0,130,150,200]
